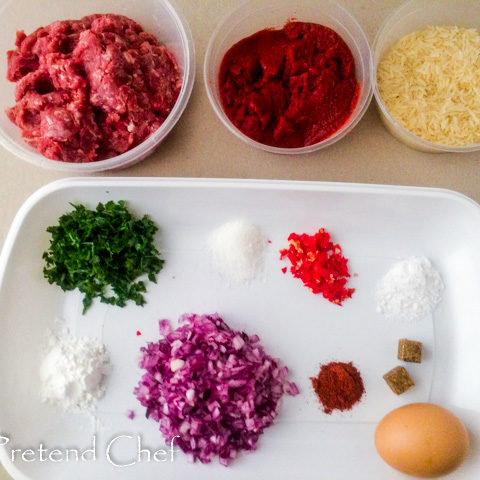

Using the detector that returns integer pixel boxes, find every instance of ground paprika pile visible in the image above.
[311,361,365,414]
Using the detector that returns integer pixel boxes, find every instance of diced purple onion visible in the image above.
[135,313,298,466]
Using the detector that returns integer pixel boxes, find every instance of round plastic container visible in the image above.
[373,0,480,153]
[0,0,195,173]
[204,0,373,155]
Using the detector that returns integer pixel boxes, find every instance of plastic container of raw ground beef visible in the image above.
[0,0,195,173]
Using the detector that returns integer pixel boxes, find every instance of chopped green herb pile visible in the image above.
[43,200,163,314]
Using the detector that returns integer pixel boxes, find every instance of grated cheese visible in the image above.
[377,25,480,146]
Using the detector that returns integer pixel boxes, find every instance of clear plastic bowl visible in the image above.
[0,0,195,172]
[204,0,373,155]
[373,0,480,153]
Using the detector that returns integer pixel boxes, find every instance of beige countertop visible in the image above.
[0,0,479,478]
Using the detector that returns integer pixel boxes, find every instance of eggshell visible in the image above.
[375,403,469,478]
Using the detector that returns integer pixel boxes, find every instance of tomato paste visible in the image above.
[219,22,359,148]
[6,14,181,162]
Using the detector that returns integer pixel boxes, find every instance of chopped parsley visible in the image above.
[42,200,163,314]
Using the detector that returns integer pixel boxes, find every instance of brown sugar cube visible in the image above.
[398,338,423,363]
[383,366,415,395]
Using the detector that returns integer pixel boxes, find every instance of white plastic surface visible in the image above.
[204,0,373,155]
[0,178,479,479]
[373,0,480,153]
[0,0,195,172]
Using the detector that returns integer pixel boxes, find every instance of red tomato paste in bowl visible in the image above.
[6,14,181,163]
[219,21,359,149]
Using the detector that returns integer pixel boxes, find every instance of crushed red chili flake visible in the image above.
[136,331,142,336]
[279,228,354,305]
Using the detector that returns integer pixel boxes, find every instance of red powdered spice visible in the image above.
[311,361,364,414]
[279,228,354,305]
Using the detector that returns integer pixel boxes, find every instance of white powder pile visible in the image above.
[40,330,111,413]
[375,256,444,322]
[208,220,268,283]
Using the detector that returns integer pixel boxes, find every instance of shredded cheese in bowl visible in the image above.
[377,25,480,147]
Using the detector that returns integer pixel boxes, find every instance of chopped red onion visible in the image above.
[135,313,298,466]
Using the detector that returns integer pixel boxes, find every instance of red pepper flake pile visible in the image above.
[311,361,365,414]
[279,228,354,305]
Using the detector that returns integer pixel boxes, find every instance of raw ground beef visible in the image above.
[6,14,181,162]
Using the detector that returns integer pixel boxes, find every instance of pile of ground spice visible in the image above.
[6,14,181,162]
[280,228,354,305]
[219,21,359,148]
[311,361,365,414]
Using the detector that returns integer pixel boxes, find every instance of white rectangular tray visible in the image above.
[0,178,479,479]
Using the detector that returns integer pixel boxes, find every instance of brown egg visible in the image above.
[375,403,469,478]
